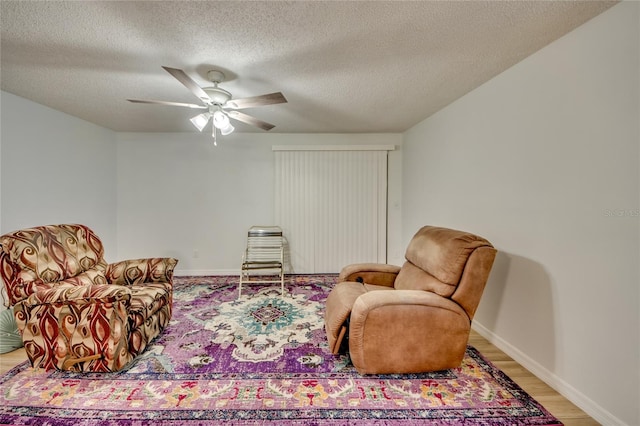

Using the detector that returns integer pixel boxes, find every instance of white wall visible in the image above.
[0,91,118,258]
[116,132,403,275]
[402,3,639,425]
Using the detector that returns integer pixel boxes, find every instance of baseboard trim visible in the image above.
[472,321,627,426]
[175,269,240,276]
[174,270,312,277]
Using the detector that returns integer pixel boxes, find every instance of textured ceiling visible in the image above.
[0,1,617,134]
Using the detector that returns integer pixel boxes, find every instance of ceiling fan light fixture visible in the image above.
[212,110,230,129]
[214,110,235,135]
[220,123,235,136]
[190,112,211,131]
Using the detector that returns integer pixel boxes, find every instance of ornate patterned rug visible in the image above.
[0,275,561,425]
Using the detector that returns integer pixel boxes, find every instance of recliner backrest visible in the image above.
[0,224,107,305]
[394,226,496,318]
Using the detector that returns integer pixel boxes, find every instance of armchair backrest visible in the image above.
[394,226,496,319]
[0,224,108,305]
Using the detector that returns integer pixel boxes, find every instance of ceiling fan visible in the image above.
[128,66,287,144]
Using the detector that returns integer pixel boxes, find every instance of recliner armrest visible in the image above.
[107,258,178,286]
[348,290,471,374]
[338,263,401,287]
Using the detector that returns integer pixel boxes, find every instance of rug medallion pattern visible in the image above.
[0,275,561,425]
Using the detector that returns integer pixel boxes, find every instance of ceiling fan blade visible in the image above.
[162,66,212,104]
[127,99,207,109]
[227,111,276,131]
[225,92,287,109]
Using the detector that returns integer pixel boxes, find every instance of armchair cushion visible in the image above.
[394,261,456,297]
[22,283,131,307]
[128,282,173,328]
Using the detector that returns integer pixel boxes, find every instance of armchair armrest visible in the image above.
[338,263,401,287]
[106,258,178,286]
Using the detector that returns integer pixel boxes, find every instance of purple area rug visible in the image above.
[0,275,562,425]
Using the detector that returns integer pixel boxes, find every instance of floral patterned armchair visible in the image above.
[0,224,178,372]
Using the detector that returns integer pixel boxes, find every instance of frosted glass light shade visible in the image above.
[190,113,210,131]
[220,123,235,135]
[212,111,230,129]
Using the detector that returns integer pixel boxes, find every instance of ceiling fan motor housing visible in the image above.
[202,70,231,105]
[203,87,232,105]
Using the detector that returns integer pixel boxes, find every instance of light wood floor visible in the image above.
[0,330,598,425]
[467,331,599,426]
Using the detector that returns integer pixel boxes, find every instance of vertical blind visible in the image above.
[274,146,392,273]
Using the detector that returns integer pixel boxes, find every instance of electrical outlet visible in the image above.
[193,249,199,259]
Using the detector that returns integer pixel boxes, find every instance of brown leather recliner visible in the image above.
[324,226,496,374]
